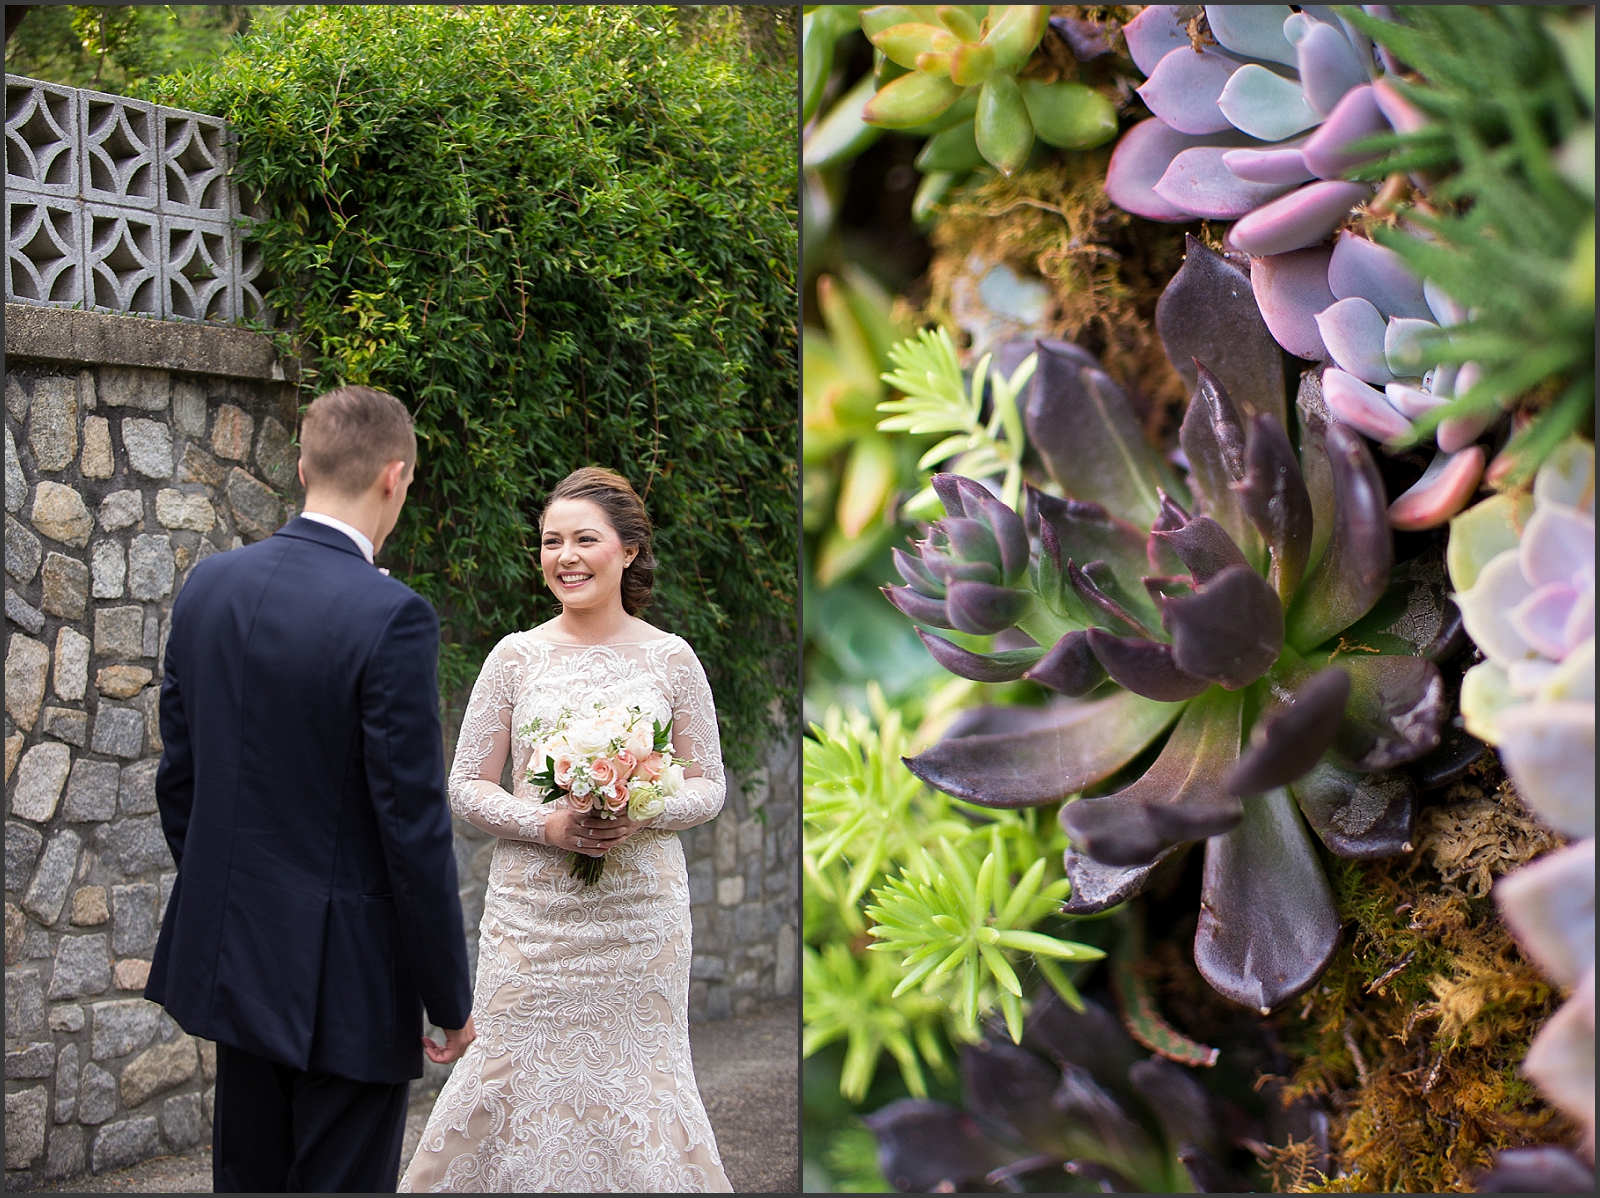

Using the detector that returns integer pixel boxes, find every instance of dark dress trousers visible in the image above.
[145,517,473,1191]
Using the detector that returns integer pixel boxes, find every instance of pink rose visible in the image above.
[553,755,576,788]
[567,789,594,813]
[613,748,639,780]
[606,781,629,812]
[590,757,616,787]
[638,751,666,782]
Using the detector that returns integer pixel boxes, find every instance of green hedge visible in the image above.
[149,6,797,769]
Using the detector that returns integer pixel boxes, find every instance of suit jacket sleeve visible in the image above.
[361,591,474,1032]
[154,599,195,871]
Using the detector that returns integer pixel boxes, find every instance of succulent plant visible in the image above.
[863,986,1323,1192]
[1251,229,1494,528]
[1106,4,1405,255]
[1446,437,1595,1169]
[1450,438,1594,825]
[858,5,1118,179]
[882,240,1453,1014]
[804,265,920,586]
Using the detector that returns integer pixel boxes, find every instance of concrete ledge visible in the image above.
[4,304,298,383]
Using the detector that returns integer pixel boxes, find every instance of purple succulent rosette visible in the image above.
[1106,5,1407,255]
[882,241,1453,1014]
[1252,229,1494,528]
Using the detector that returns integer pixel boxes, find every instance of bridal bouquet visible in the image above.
[519,703,689,885]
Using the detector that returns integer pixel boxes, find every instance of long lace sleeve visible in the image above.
[650,640,726,832]
[448,639,548,844]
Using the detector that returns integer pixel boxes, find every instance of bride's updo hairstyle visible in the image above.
[541,467,656,615]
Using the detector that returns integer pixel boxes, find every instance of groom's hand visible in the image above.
[422,1017,476,1065]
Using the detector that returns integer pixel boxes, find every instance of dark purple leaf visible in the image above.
[922,547,1003,585]
[963,1041,1075,1155]
[1052,1062,1161,1175]
[1034,492,1153,602]
[1144,576,1196,623]
[1025,630,1108,696]
[1285,421,1393,650]
[894,547,946,598]
[862,1099,1010,1194]
[1061,843,1182,914]
[1070,560,1155,637]
[1086,629,1214,702]
[1338,546,1466,662]
[1063,1161,1143,1192]
[973,496,1030,584]
[906,690,1183,808]
[1166,565,1285,690]
[1250,245,1336,361]
[1155,146,1297,219]
[1065,689,1246,864]
[1329,654,1445,771]
[1157,236,1287,428]
[1290,761,1416,858]
[1178,362,1263,561]
[1475,1147,1596,1194]
[1026,341,1171,531]
[1236,412,1315,605]
[884,584,954,628]
[1294,369,1337,575]
[1153,489,1191,532]
[1024,991,1142,1101]
[1134,686,1246,843]
[917,629,1045,683]
[1194,787,1341,1013]
[946,580,1032,635]
[932,472,990,518]
[1227,667,1351,795]
[1150,515,1250,583]
[1177,1143,1250,1193]
[1129,1058,1222,1159]
[985,1156,1070,1191]
[1061,794,1168,866]
[1226,180,1372,257]
[944,702,1076,741]
[943,517,1003,572]
[1407,720,1488,792]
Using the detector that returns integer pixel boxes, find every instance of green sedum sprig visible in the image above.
[867,828,1101,1044]
[876,326,1035,511]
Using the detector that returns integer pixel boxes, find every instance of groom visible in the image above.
[146,385,475,1192]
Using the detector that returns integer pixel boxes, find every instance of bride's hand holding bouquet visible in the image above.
[520,703,690,885]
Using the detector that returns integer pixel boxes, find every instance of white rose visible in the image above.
[628,784,666,821]
[625,725,653,758]
[565,719,611,756]
[662,763,686,797]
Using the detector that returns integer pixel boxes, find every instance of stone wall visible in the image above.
[5,303,798,1183]
[4,304,299,1185]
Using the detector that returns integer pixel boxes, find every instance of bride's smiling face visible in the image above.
[540,498,636,610]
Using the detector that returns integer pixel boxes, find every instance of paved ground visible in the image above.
[20,999,799,1195]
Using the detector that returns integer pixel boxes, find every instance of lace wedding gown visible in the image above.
[400,632,732,1193]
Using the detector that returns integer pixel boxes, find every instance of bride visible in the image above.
[401,467,732,1193]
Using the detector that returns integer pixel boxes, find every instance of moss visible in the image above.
[909,154,1193,447]
[1277,769,1576,1192]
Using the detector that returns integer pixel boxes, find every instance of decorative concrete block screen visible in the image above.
[5,75,268,325]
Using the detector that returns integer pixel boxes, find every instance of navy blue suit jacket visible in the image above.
[146,518,473,1084]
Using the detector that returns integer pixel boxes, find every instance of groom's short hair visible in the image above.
[300,386,417,497]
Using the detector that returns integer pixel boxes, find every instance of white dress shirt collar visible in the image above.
[299,511,375,564]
